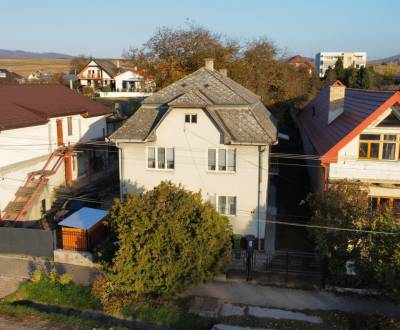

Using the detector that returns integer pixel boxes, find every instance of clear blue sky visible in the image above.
[1,0,399,60]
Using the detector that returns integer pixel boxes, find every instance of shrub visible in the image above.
[59,273,73,286]
[93,181,232,312]
[49,267,58,283]
[82,86,94,95]
[31,270,43,283]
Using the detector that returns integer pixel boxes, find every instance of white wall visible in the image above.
[114,71,142,91]
[0,114,107,216]
[117,107,270,238]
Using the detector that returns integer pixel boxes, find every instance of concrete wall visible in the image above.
[117,107,270,238]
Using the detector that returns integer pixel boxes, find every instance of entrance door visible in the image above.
[56,119,63,146]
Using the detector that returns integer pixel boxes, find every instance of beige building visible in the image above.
[316,52,367,77]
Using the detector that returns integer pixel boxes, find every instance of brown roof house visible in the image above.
[287,55,314,74]
[297,80,400,212]
[0,84,113,221]
[110,59,278,248]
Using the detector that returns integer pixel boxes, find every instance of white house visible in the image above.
[114,69,144,92]
[78,59,117,88]
[110,59,278,246]
[315,52,367,77]
[298,80,400,213]
[0,84,113,221]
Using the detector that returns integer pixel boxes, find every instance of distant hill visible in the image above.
[0,49,73,59]
[371,54,400,63]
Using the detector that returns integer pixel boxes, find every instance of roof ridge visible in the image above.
[207,69,253,104]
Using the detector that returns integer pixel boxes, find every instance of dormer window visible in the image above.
[185,114,197,124]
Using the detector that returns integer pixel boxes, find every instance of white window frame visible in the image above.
[208,194,237,216]
[147,147,175,170]
[207,148,236,172]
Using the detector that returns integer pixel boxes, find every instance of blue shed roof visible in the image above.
[58,207,107,230]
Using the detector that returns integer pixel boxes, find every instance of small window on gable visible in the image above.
[185,113,197,124]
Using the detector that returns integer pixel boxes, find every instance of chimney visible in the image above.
[219,68,228,77]
[116,60,120,68]
[328,81,346,124]
[205,58,214,71]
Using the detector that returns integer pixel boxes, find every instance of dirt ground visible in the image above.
[0,58,72,77]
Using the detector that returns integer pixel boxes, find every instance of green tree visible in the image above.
[344,66,358,87]
[356,66,371,89]
[334,57,345,81]
[94,181,232,312]
[323,66,337,82]
[307,181,400,298]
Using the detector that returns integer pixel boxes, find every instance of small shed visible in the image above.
[59,207,107,251]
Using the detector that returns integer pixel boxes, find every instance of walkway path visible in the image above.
[188,281,400,317]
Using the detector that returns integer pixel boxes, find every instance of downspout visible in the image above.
[117,142,124,201]
[257,146,266,250]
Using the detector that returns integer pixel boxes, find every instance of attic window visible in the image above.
[312,106,316,117]
[204,83,210,88]
[185,114,197,124]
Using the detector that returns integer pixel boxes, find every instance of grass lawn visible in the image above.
[4,276,101,311]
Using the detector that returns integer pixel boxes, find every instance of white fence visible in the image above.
[97,91,153,98]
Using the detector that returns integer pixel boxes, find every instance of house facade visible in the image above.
[78,59,150,93]
[0,84,113,221]
[298,81,400,212]
[315,52,367,77]
[110,59,278,245]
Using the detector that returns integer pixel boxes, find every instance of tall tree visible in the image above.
[334,57,345,81]
[357,66,371,89]
[344,66,358,87]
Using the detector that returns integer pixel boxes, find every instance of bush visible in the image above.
[93,181,232,312]
[49,267,58,283]
[31,270,43,283]
[82,86,94,95]
[59,273,73,286]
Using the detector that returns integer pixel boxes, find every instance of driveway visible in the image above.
[0,275,26,299]
[188,281,400,317]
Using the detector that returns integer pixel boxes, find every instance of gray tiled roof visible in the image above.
[110,66,277,145]
[94,59,119,77]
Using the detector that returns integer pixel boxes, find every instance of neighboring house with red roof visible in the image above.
[109,59,278,246]
[287,55,314,74]
[298,80,400,212]
[0,84,113,221]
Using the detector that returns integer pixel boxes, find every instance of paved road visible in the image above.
[0,254,101,297]
[188,281,400,317]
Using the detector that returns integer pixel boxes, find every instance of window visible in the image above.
[208,148,236,172]
[148,147,156,168]
[382,135,396,160]
[147,147,174,170]
[67,117,73,136]
[185,113,197,124]
[157,148,165,168]
[215,195,237,215]
[359,133,400,161]
[218,149,226,171]
[166,148,175,169]
[208,149,216,170]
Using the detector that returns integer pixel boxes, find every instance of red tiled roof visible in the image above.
[298,82,400,163]
[0,84,111,130]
